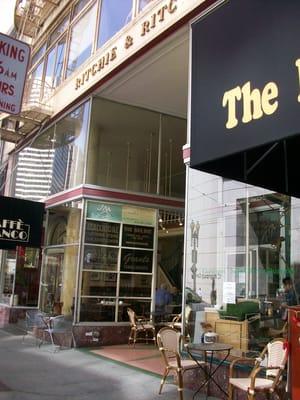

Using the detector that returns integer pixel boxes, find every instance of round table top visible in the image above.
[188,342,233,352]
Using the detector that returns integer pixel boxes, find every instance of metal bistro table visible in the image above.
[187,342,233,399]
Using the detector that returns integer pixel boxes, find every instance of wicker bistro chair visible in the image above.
[40,315,76,352]
[157,327,206,400]
[127,307,155,346]
[228,338,289,400]
[22,310,49,345]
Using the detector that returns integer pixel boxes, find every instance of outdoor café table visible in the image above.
[186,342,233,399]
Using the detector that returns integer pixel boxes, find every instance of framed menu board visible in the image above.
[85,221,120,245]
[120,248,153,273]
[122,225,154,249]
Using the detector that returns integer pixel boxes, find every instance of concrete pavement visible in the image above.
[0,326,220,400]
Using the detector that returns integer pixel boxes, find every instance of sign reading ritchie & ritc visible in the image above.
[0,32,31,115]
[190,0,300,169]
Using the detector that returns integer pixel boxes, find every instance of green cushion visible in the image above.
[219,301,260,321]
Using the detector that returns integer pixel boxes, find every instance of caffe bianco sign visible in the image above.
[0,219,30,243]
[0,196,44,249]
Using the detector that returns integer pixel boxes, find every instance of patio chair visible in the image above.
[40,315,76,352]
[228,338,288,400]
[157,326,206,400]
[22,310,48,345]
[127,307,155,346]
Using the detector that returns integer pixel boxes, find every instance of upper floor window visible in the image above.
[139,0,155,12]
[97,0,133,49]
[72,0,92,20]
[67,3,97,77]
[31,43,46,68]
[49,14,69,46]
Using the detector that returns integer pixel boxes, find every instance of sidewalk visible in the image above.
[0,326,220,400]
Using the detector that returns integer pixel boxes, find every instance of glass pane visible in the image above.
[122,225,154,249]
[49,15,69,45]
[73,0,91,19]
[160,115,186,198]
[67,4,96,77]
[0,249,16,304]
[80,297,115,322]
[40,246,78,316]
[98,0,132,48]
[47,201,82,246]
[14,247,41,307]
[28,61,44,103]
[120,248,153,273]
[44,46,56,93]
[81,271,117,296]
[83,246,119,271]
[53,37,66,88]
[85,221,120,246]
[14,101,90,199]
[30,43,46,68]
[118,299,151,321]
[119,273,152,297]
[139,0,155,12]
[87,98,159,193]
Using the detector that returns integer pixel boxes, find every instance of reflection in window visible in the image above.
[80,297,116,322]
[67,4,97,77]
[83,246,119,271]
[97,0,133,48]
[82,271,117,297]
[119,274,152,297]
[49,15,69,45]
[73,0,91,19]
[139,0,154,12]
[30,43,46,68]
[40,246,78,316]
[14,101,90,200]
[28,61,44,103]
[87,98,186,198]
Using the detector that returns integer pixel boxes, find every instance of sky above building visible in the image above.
[0,0,15,34]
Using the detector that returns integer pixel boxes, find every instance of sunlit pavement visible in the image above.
[0,327,221,400]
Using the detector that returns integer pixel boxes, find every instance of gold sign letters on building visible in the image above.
[222,59,300,129]
[75,0,178,90]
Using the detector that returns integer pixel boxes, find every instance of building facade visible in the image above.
[0,0,210,343]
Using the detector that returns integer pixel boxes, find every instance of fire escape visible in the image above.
[0,0,61,144]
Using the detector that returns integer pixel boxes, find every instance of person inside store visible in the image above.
[281,276,299,320]
[154,283,172,322]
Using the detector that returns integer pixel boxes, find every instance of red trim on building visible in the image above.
[183,146,190,160]
[45,186,184,208]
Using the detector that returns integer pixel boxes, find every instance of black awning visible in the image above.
[190,0,300,197]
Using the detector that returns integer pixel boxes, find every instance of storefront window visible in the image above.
[66,3,97,77]
[79,201,156,323]
[86,98,186,198]
[0,247,42,307]
[40,246,78,316]
[184,169,300,353]
[97,0,133,49]
[40,201,82,315]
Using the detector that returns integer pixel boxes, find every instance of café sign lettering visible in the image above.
[222,59,300,129]
[0,218,30,243]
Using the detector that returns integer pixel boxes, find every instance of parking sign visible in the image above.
[0,32,31,115]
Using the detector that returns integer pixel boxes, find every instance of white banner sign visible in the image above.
[0,32,30,115]
[223,281,236,304]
